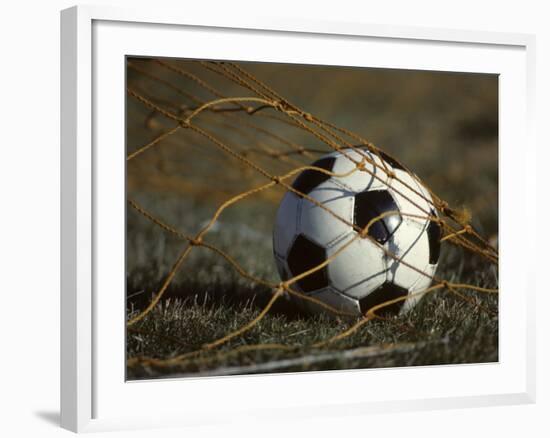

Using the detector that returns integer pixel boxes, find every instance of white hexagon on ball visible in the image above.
[299,180,354,248]
[327,235,387,299]
[272,192,301,258]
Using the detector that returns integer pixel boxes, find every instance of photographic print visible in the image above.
[125,58,498,380]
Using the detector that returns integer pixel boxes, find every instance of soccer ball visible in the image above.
[272,148,441,316]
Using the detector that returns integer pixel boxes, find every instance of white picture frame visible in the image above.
[60,4,536,433]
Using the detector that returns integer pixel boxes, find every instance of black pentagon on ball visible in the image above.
[354,190,402,244]
[291,156,335,196]
[358,282,409,316]
[287,234,328,293]
[377,150,406,171]
[427,209,442,264]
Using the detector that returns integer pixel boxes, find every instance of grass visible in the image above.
[126,195,498,380]
[127,265,497,379]
[125,58,498,380]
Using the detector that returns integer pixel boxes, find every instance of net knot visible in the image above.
[277,282,288,292]
[439,200,453,216]
[386,169,397,179]
[273,99,293,113]
[271,176,281,184]
[273,100,285,112]
[302,112,314,122]
[189,237,202,246]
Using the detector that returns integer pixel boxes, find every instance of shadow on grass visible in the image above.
[127,280,310,321]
